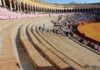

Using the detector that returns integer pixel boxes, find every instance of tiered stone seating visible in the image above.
[27,24,72,70]
[36,23,100,70]
[14,17,100,70]
[39,31,86,66]
[20,24,56,70]
[35,26,85,70]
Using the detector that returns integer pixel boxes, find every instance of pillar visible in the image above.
[34,6,36,14]
[9,0,13,11]
[13,1,17,12]
[23,3,26,13]
[19,2,22,13]
[23,3,25,13]
[16,2,19,12]
[29,5,32,13]
[28,5,30,13]
[16,2,21,13]
[32,5,34,13]
[2,0,6,7]
[30,5,32,13]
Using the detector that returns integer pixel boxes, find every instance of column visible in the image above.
[9,0,13,11]
[27,5,29,13]
[29,5,31,13]
[23,3,26,13]
[2,0,6,7]
[31,5,33,13]
[13,1,16,12]
[33,6,36,14]
[19,2,22,13]
[16,2,19,12]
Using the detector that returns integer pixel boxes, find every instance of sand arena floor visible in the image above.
[78,22,100,42]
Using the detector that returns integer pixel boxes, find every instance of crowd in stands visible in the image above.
[39,13,100,52]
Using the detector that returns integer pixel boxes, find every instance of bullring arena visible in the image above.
[0,0,100,70]
[78,23,100,42]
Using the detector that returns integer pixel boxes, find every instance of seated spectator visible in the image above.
[94,43,99,50]
[38,26,41,30]
[97,42,100,51]
[86,41,91,46]
[90,42,95,49]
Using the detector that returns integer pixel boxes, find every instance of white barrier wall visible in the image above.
[0,7,69,19]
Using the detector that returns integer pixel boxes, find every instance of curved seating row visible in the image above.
[40,32,86,67]
[34,23,100,70]
[17,21,100,70]
[36,25,85,70]
[18,23,75,70]
[18,22,85,70]
[20,24,56,70]
[28,24,71,70]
